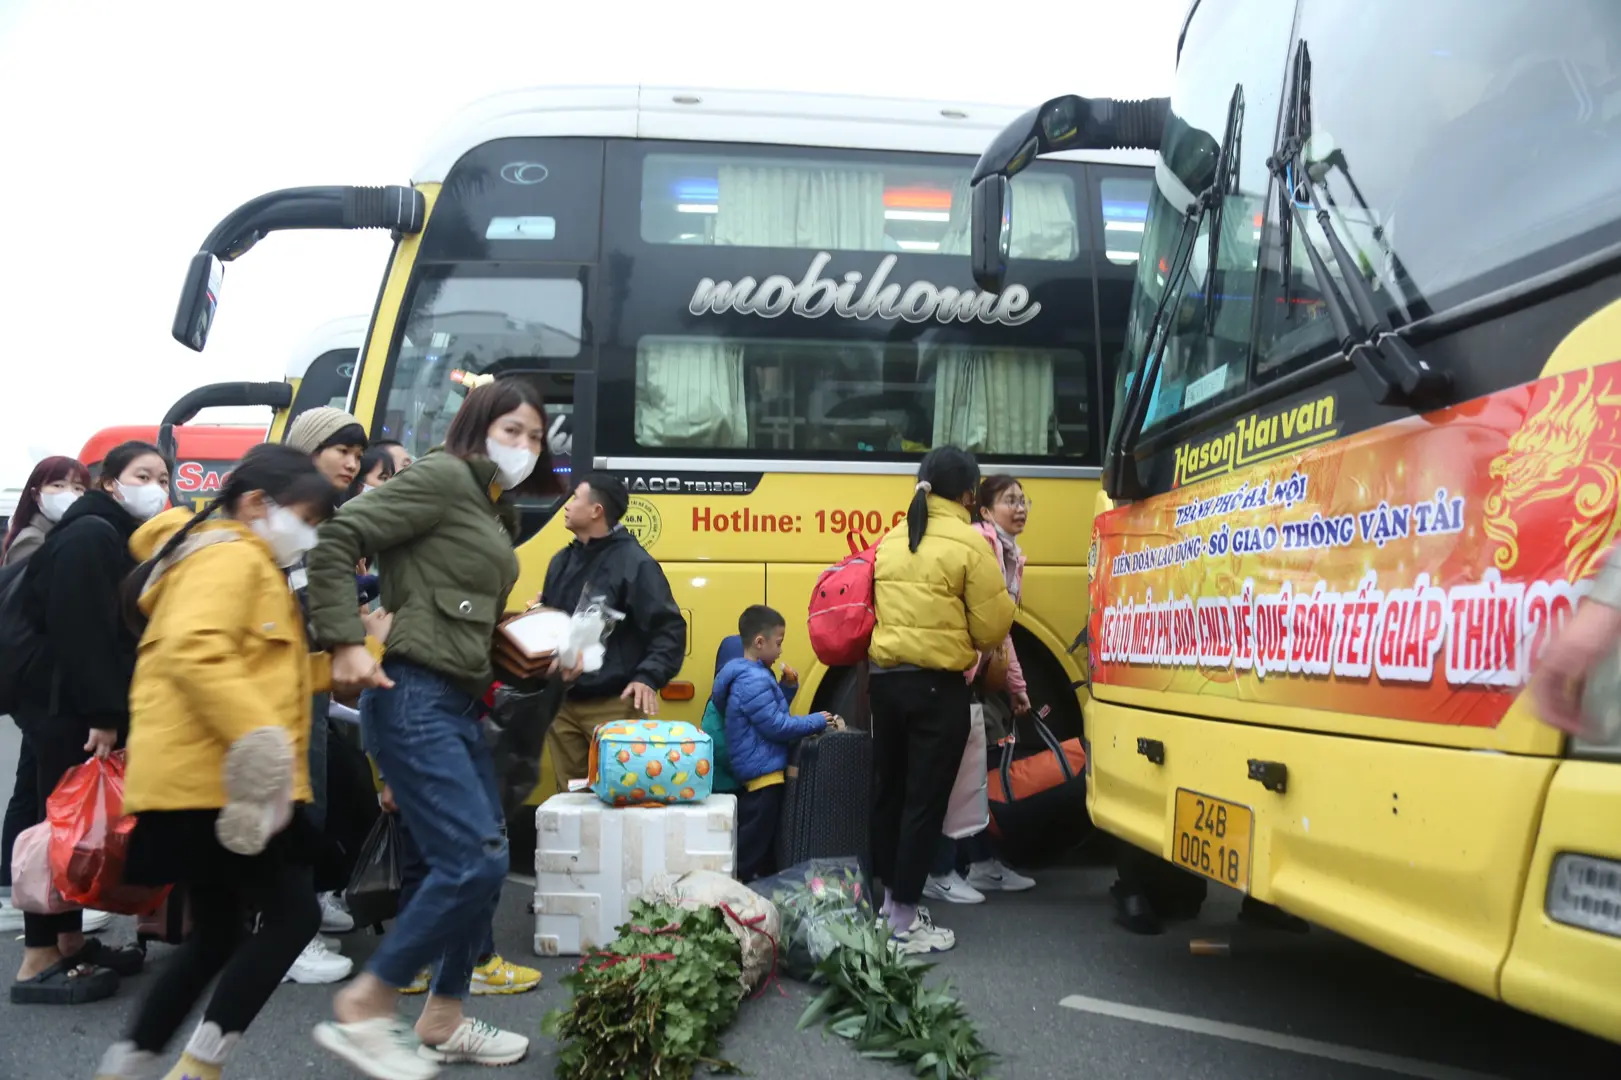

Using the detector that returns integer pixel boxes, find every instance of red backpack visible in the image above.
[807,544,878,666]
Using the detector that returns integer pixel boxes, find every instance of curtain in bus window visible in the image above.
[634,338,748,448]
[938,174,1079,259]
[635,164,886,447]
[928,346,1056,456]
[713,164,887,250]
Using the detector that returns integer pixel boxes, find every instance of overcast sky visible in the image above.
[0,0,1182,481]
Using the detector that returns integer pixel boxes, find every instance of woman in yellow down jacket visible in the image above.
[94,445,348,1080]
[868,445,1015,956]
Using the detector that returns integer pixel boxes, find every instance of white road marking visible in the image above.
[1058,994,1502,1080]
[507,873,536,887]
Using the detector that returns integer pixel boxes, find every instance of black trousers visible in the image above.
[15,709,90,946]
[735,785,784,883]
[868,670,972,906]
[1,718,39,889]
[124,813,320,1052]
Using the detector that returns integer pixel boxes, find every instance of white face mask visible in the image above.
[116,481,168,521]
[38,490,80,523]
[251,503,321,568]
[486,437,538,489]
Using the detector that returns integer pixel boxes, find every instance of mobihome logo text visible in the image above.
[688,251,1041,327]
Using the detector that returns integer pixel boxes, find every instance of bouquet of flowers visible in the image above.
[747,858,873,982]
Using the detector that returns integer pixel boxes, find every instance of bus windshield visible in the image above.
[1119,0,1621,438]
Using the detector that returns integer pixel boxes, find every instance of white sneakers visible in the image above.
[314,1015,530,1078]
[924,871,986,905]
[315,1017,440,1080]
[284,937,353,984]
[0,898,112,934]
[417,1018,530,1066]
[890,907,956,955]
[966,859,1036,893]
[320,892,356,933]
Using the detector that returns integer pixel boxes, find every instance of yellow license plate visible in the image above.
[1172,789,1254,891]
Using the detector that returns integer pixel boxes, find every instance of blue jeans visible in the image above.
[360,658,506,998]
[397,819,497,963]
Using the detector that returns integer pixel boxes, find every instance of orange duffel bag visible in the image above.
[986,712,1088,858]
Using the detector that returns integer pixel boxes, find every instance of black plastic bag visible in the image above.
[343,813,402,929]
[485,679,565,819]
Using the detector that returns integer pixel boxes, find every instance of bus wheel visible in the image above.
[1012,625,1084,744]
[812,666,871,732]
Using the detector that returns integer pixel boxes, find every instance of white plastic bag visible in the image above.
[943,703,990,839]
[561,592,624,674]
[641,869,781,996]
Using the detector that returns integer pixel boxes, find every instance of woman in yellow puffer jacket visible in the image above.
[94,445,347,1080]
[868,446,1015,956]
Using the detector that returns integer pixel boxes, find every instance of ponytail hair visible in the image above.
[122,444,340,635]
[906,446,980,552]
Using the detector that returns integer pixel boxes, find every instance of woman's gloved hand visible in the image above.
[215,726,295,856]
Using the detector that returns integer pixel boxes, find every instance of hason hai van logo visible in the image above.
[688,251,1041,327]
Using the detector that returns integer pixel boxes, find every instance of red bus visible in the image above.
[79,425,265,509]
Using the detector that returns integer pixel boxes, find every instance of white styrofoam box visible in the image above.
[533,792,737,957]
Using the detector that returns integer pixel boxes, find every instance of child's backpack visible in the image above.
[699,693,742,795]
[807,543,878,666]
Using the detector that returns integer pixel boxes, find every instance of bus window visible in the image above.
[604,140,1102,467]
[380,268,584,459]
[640,150,1080,261]
[630,335,1078,458]
[1255,0,1621,382]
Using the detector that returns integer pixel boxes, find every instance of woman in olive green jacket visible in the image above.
[303,378,562,1078]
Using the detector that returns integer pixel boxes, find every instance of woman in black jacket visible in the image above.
[10,440,170,1006]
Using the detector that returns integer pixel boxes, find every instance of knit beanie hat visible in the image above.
[285,407,367,455]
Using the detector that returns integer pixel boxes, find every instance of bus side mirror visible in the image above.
[970,174,1012,294]
[173,252,224,352]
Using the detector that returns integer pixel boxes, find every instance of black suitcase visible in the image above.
[776,730,872,869]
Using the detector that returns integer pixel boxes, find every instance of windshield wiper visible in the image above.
[1268,41,1449,408]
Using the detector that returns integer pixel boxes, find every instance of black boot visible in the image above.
[1111,880,1164,935]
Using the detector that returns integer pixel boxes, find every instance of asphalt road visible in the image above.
[3,720,1620,1080]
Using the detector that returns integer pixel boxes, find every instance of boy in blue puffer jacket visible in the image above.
[713,605,838,881]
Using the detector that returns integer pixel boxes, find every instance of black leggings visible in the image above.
[16,712,90,946]
[869,669,972,906]
[124,840,319,1051]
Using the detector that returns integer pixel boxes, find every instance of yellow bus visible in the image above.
[169,86,1153,814]
[968,0,1621,1043]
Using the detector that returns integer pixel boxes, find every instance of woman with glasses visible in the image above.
[924,475,1039,906]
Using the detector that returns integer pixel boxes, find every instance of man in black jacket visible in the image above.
[540,473,686,791]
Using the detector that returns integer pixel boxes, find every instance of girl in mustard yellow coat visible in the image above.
[94,445,345,1080]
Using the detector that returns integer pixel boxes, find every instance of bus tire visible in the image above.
[1011,625,1085,745]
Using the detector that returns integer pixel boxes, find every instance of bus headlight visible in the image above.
[1546,852,1621,938]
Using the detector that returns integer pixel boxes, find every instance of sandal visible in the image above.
[74,938,146,977]
[10,957,119,1004]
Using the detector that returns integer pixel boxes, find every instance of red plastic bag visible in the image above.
[46,752,169,916]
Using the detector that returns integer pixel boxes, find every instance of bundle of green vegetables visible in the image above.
[798,918,996,1080]
[542,900,744,1080]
